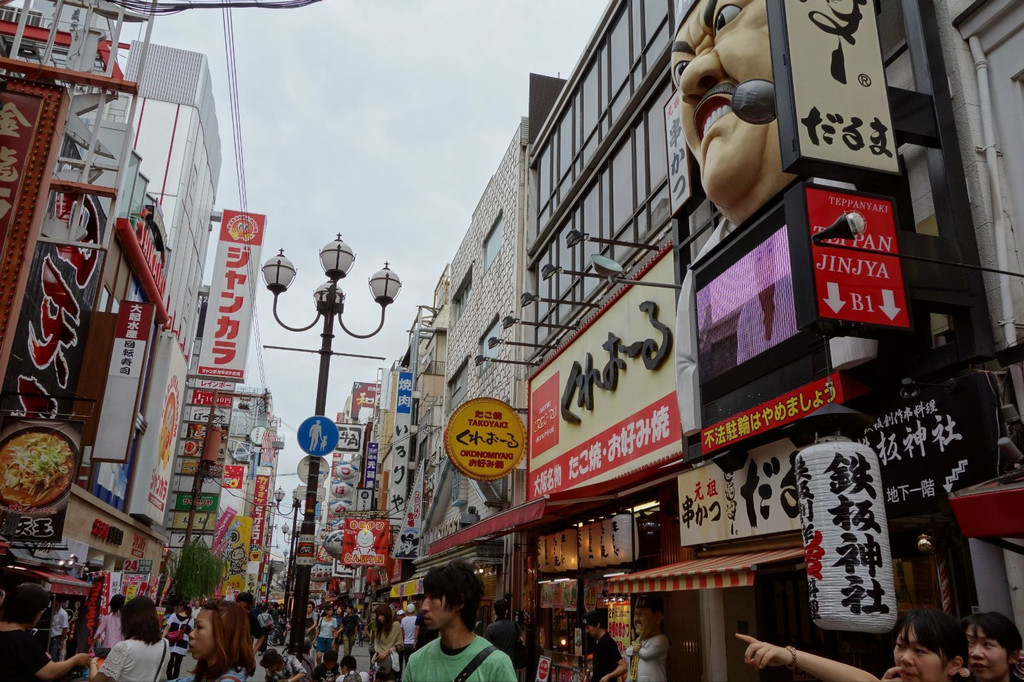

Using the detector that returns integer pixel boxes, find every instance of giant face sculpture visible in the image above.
[672,0,794,225]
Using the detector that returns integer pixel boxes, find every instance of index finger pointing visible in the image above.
[735,633,758,644]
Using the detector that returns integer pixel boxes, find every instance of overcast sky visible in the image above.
[148,1,609,509]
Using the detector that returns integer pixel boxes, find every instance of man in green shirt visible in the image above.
[404,560,516,682]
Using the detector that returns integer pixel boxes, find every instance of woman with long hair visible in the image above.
[169,599,255,682]
[163,603,194,679]
[0,583,92,681]
[737,608,968,682]
[89,596,168,682]
[963,611,1023,682]
[93,594,126,655]
[372,604,404,682]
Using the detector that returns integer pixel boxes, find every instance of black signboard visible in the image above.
[855,372,1000,518]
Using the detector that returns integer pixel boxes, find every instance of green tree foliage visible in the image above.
[171,540,227,601]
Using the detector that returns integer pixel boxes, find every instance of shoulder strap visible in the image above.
[454,644,495,682]
[154,640,168,682]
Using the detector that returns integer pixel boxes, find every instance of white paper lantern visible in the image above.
[609,513,634,565]
[333,461,360,480]
[331,480,353,497]
[579,524,594,569]
[796,440,897,633]
[599,519,615,566]
[324,530,345,559]
[558,528,578,571]
[538,534,553,573]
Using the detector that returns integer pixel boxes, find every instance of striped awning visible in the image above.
[605,547,804,594]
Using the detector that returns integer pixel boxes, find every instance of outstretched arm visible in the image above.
[735,634,882,682]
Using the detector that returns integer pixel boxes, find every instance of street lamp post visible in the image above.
[262,236,401,654]
[276,486,301,623]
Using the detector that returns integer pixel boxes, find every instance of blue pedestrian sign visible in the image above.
[297,416,339,457]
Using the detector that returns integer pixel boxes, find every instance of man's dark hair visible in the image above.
[122,596,162,644]
[324,649,339,663]
[423,559,481,631]
[237,592,255,607]
[494,599,509,619]
[260,649,283,668]
[340,654,355,670]
[583,610,603,629]
[2,583,50,624]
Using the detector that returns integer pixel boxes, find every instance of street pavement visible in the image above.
[178,637,375,681]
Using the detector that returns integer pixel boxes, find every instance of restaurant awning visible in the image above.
[11,567,93,597]
[949,468,1024,539]
[605,547,805,594]
[427,456,688,556]
[390,577,425,599]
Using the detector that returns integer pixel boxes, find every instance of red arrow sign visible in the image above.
[807,186,910,329]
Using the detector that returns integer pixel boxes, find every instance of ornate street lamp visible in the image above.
[262,237,401,654]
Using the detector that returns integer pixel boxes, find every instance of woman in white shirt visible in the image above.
[90,596,168,682]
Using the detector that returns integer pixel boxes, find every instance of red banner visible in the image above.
[249,474,270,561]
[350,382,378,419]
[222,465,244,489]
[339,518,389,566]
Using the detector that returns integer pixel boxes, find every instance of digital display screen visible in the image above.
[696,226,799,383]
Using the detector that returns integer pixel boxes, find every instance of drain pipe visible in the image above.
[968,37,1024,403]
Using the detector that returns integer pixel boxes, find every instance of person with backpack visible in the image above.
[484,599,525,672]
[405,561,515,682]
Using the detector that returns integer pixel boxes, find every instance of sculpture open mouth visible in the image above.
[694,82,737,142]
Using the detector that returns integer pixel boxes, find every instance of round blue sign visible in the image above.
[296,416,339,457]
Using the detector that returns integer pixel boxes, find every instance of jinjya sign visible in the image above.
[855,371,1000,518]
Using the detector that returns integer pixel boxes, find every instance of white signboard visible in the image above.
[664,91,692,214]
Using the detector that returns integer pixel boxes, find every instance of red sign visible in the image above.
[350,382,378,419]
[0,93,43,251]
[700,373,867,454]
[339,518,390,566]
[807,187,909,328]
[222,465,244,489]
[528,392,681,499]
[190,389,234,407]
[250,474,271,553]
[529,373,560,457]
[131,533,146,558]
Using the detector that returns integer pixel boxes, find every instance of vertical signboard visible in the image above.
[249,470,271,564]
[388,372,413,526]
[364,442,379,489]
[222,515,252,598]
[768,0,899,177]
[393,462,424,560]
[350,382,378,420]
[128,332,187,522]
[197,210,265,381]
[664,91,692,214]
[93,302,155,462]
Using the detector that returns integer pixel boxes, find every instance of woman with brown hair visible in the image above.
[169,599,255,682]
[372,604,404,681]
[89,595,167,682]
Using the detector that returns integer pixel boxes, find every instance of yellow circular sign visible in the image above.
[444,397,526,482]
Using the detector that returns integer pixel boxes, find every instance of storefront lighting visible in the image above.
[554,577,571,582]
[564,229,661,252]
[538,579,552,584]
[520,291,599,309]
[544,258,682,291]
[603,572,625,578]
[487,336,556,351]
[501,315,576,332]
[632,501,660,512]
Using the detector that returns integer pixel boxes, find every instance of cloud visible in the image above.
[149,0,609,503]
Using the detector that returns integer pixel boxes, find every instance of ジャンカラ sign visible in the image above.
[444,397,526,482]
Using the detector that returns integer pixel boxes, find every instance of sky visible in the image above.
[145,1,610,515]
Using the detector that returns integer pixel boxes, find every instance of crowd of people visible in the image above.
[1,563,1020,682]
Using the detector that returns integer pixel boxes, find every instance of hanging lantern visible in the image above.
[607,513,635,565]
[796,440,897,633]
[561,528,579,571]
[537,535,549,573]
[332,480,353,497]
[579,524,594,569]
[599,519,615,567]
[333,461,360,480]
[324,530,345,560]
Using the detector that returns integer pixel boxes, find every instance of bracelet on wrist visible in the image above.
[786,645,798,670]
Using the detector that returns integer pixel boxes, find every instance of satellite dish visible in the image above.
[591,254,624,278]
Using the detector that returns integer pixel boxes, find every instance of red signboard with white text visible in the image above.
[805,186,910,329]
[197,210,266,381]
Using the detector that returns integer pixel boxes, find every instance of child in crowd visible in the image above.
[260,649,307,682]
[339,655,362,682]
[312,649,340,682]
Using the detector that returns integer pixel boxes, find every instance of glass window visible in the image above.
[452,271,472,322]
[644,0,668,47]
[558,113,573,180]
[635,121,648,201]
[449,361,467,408]
[612,141,634,231]
[582,64,599,138]
[647,93,669,189]
[609,10,630,96]
[539,145,552,206]
[632,0,643,63]
[484,213,504,269]
[479,316,502,373]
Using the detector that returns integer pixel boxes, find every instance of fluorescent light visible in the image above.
[603,572,625,577]
[632,500,660,512]
[554,578,571,582]
[538,579,552,584]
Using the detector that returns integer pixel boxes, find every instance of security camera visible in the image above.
[998,437,1024,472]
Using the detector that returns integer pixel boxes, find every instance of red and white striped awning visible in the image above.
[605,547,805,594]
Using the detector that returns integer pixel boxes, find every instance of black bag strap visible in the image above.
[454,644,495,682]
[154,639,168,682]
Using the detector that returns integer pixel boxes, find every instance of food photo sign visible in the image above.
[0,419,83,541]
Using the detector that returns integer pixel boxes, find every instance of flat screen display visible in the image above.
[695,226,799,383]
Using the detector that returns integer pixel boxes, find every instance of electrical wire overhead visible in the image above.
[106,0,321,15]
